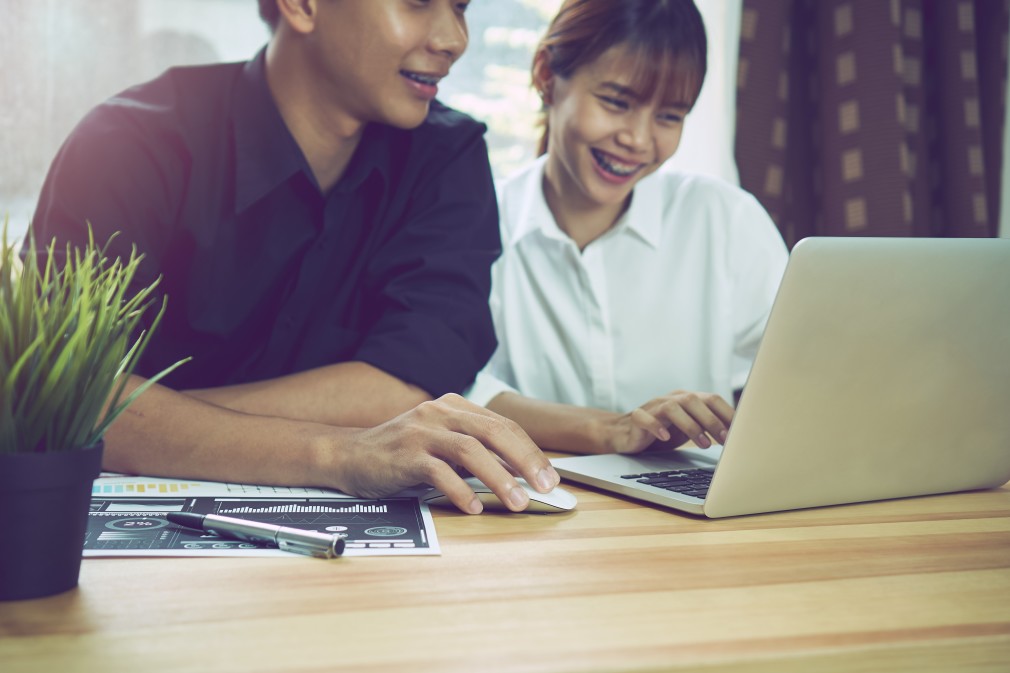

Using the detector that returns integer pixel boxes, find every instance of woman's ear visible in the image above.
[275,0,318,35]
[532,49,555,106]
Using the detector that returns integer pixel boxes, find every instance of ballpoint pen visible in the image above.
[167,511,345,559]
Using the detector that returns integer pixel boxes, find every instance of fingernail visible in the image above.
[695,434,711,448]
[536,467,556,491]
[466,497,483,515]
[509,485,530,510]
[718,430,728,443]
[658,428,671,441]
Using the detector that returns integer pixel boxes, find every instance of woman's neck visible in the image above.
[542,163,630,251]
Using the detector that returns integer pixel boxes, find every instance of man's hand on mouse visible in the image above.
[327,393,560,514]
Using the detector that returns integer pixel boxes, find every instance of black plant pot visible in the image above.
[0,441,104,601]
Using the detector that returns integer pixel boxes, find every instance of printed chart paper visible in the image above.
[86,474,439,557]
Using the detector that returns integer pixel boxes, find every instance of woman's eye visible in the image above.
[659,112,684,123]
[598,96,629,110]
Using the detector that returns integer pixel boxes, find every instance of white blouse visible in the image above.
[466,156,789,411]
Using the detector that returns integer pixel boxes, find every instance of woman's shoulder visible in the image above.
[497,157,546,200]
[494,157,549,240]
[647,169,772,228]
[648,169,759,207]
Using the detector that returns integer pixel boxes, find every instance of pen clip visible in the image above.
[276,530,345,559]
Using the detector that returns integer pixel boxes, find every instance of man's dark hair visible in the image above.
[258,0,280,31]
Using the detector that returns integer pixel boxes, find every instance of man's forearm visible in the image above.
[182,361,431,427]
[103,375,350,489]
[103,376,562,512]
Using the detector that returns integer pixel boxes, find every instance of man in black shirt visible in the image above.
[29,0,559,513]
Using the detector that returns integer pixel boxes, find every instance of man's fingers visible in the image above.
[422,458,484,515]
[422,394,559,493]
[429,432,533,512]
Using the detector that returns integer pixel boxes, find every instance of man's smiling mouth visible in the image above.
[401,70,441,85]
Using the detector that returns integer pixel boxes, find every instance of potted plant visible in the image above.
[0,219,187,601]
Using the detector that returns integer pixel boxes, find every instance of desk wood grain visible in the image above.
[2,484,1009,673]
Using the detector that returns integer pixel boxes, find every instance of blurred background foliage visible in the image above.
[0,0,564,239]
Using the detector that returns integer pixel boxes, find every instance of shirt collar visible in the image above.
[232,49,388,213]
[507,155,664,250]
[620,169,664,249]
[233,49,307,214]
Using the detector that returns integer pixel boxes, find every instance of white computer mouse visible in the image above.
[421,476,577,513]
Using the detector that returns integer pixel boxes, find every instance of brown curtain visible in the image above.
[735,0,1009,248]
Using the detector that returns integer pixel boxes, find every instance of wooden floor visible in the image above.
[1,482,1008,673]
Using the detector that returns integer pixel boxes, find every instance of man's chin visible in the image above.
[380,103,431,130]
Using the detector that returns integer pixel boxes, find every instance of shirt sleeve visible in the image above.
[353,129,502,397]
[29,96,183,299]
[728,192,790,391]
[462,252,520,406]
[463,368,519,408]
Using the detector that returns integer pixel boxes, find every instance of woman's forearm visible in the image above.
[486,391,617,454]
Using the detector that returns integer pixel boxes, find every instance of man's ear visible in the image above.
[275,0,319,35]
[532,48,555,106]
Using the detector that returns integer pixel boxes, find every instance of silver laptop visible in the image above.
[552,237,1010,517]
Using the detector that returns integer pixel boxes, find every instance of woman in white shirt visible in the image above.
[467,0,789,455]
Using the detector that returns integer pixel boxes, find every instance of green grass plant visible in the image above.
[0,218,188,454]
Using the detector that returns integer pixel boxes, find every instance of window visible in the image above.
[0,0,740,240]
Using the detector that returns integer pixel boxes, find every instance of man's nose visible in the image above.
[428,5,468,62]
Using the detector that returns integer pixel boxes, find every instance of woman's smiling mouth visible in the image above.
[591,148,645,181]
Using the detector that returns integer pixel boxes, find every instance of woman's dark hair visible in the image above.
[258,0,280,31]
[534,0,708,155]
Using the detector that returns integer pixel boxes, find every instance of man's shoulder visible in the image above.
[86,60,244,133]
[407,100,488,154]
[423,100,486,133]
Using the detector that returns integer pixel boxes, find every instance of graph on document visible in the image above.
[85,496,431,554]
[219,502,389,514]
[214,499,398,527]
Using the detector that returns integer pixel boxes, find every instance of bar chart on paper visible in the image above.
[84,476,439,557]
[221,502,389,514]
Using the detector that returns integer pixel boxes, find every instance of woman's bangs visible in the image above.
[625,46,703,109]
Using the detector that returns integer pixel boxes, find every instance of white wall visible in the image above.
[663,0,743,186]
[138,0,268,62]
[1002,65,1010,238]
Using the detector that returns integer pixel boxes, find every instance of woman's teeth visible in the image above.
[592,149,640,177]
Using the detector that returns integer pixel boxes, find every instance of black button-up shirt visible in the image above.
[30,51,500,396]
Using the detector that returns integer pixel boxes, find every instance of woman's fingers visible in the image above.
[643,391,735,448]
[629,407,671,442]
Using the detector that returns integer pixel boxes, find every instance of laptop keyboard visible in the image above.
[620,468,714,499]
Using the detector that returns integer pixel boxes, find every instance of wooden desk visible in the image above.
[2,483,1008,673]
